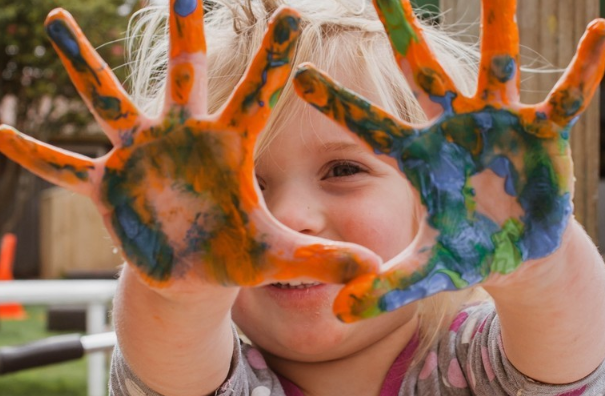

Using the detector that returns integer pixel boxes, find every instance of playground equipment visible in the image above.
[0,280,117,396]
[0,233,26,320]
[0,332,116,375]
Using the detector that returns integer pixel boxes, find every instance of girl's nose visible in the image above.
[264,183,325,236]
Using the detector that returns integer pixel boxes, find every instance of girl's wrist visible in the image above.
[120,263,239,311]
[483,217,596,304]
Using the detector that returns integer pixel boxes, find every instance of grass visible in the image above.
[0,306,93,396]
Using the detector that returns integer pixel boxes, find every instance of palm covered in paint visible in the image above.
[0,1,380,288]
[294,0,605,321]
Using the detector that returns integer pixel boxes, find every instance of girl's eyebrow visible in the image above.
[321,141,367,154]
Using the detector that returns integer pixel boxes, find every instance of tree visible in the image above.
[0,0,138,234]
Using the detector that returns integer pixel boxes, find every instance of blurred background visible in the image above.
[0,0,604,395]
[0,1,138,395]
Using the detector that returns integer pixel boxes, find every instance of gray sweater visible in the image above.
[109,303,605,395]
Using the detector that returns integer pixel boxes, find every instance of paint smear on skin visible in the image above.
[171,62,195,105]
[102,117,375,286]
[91,88,130,122]
[298,66,570,316]
[174,0,197,17]
[549,88,584,124]
[330,103,571,321]
[45,11,140,135]
[327,0,605,322]
[102,121,269,285]
[241,16,299,113]
[46,19,100,84]
[416,68,449,98]
[487,156,518,196]
[375,0,418,56]
[48,163,91,182]
[170,0,206,57]
[490,56,517,83]
[491,218,523,274]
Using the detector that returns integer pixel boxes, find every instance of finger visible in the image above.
[217,207,382,286]
[217,7,301,137]
[334,215,506,322]
[474,0,520,105]
[541,19,605,128]
[294,64,414,155]
[372,0,461,117]
[0,125,95,196]
[45,9,142,147]
[165,0,208,114]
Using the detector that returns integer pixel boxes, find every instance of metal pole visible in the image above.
[86,302,108,396]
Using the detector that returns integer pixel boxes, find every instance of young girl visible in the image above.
[1,0,605,395]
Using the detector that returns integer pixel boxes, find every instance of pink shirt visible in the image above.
[277,333,419,396]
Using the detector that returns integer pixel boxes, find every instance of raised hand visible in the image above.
[294,0,605,322]
[0,1,381,289]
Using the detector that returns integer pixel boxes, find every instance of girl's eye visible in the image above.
[255,175,266,191]
[324,161,365,179]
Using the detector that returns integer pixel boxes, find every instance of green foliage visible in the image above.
[0,0,136,137]
[0,306,89,396]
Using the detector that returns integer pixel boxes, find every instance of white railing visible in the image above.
[0,280,118,396]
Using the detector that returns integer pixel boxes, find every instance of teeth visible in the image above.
[272,281,321,289]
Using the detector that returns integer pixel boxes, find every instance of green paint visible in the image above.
[436,268,469,288]
[269,87,283,109]
[49,163,91,181]
[462,178,476,215]
[490,218,523,274]
[376,0,418,55]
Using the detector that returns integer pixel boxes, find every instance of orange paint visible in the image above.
[474,0,520,103]
[45,9,140,139]
[170,62,195,105]
[0,126,93,194]
[169,0,206,58]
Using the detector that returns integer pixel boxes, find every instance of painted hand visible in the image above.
[294,0,605,321]
[0,1,380,288]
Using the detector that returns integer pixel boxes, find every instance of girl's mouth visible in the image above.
[270,281,322,289]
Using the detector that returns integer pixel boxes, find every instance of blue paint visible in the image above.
[182,213,211,255]
[46,20,100,85]
[114,203,175,280]
[519,193,571,260]
[491,56,516,83]
[48,163,91,181]
[273,15,300,44]
[472,112,493,132]
[379,287,426,312]
[429,143,469,192]
[119,128,136,147]
[379,271,461,312]
[46,20,80,61]
[429,91,457,114]
[488,156,517,196]
[535,111,547,121]
[174,0,197,17]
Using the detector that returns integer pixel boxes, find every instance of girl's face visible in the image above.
[232,99,419,362]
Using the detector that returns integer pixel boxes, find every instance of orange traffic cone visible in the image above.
[0,233,27,320]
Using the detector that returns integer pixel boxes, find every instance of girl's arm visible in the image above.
[293,0,605,384]
[112,266,239,396]
[485,219,605,383]
[0,3,381,394]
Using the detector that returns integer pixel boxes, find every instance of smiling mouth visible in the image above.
[270,281,322,289]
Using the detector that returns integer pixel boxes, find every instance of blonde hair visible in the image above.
[126,0,486,364]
